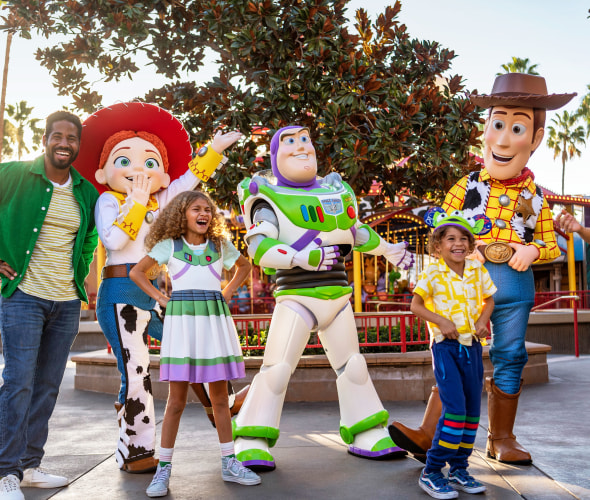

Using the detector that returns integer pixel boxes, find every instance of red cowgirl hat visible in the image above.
[73,101,193,193]
[470,73,576,110]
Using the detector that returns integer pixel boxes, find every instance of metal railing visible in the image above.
[534,290,590,310]
[531,294,581,357]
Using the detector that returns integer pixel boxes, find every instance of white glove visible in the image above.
[292,243,340,271]
[383,241,414,270]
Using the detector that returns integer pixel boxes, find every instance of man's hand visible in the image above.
[508,242,539,272]
[125,172,151,206]
[0,260,17,280]
[211,130,243,154]
[469,241,487,263]
[292,244,339,271]
[383,241,414,270]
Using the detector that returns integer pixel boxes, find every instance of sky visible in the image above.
[2,0,589,195]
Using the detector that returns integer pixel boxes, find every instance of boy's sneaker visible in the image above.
[21,468,69,488]
[0,475,24,500]
[448,468,487,494]
[146,464,172,498]
[221,457,261,486]
[419,469,458,499]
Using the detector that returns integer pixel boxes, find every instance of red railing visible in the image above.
[534,290,590,310]
[531,294,581,357]
[146,311,430,355]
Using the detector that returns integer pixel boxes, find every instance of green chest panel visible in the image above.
[241,178,358,231]
[172,239,220,266]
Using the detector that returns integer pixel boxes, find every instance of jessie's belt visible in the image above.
[478,242,514,264]
[101,264,135,279]
[101,263,161,280]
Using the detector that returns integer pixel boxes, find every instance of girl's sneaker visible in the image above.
[418,469,458,499]
[448,468,487,494]
[221,457,261,486]
[146,463,172,498]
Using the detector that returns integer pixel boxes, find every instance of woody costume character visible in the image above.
[389,73,576,465]
[74,102,244,473]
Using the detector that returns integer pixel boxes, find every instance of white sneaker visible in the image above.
[146,464,172,498]
[221,457,261,486]
[21,468,69,488]
[0,475,24,500]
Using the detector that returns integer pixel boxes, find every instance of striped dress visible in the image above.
[148,237,245,383]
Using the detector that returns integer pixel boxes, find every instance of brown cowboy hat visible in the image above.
[74,101,193,194]
[470,73,576,110]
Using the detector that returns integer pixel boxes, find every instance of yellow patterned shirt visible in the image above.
[19,177,80,301]
[443,169,560,263]
[414,258,497,346]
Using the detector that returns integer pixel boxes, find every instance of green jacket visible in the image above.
[0,156,99,301]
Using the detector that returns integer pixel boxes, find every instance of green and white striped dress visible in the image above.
[148,237,245,383]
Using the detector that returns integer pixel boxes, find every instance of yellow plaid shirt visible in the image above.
[414,258,497,346]
[443,169,560,263]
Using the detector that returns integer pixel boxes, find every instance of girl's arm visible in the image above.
[130,255,169,309]
[410,293,459,340]
[474,297,495,339]
[222,255,252,303]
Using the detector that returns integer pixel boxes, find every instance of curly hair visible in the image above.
[428,225,476,258]
[145,190,229,252]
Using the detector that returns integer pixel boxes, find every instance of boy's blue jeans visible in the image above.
[0,289,81,480]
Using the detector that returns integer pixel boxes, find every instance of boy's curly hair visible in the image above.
[428,225,476,258]
[145,190,229,252]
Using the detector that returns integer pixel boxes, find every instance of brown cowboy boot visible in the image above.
[115,403,159,473]
[191,383,251,427]
[388,386,442,463]
[486,377,532,465]
[230,384,250,416]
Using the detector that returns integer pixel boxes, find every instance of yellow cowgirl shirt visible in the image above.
[443,169,560,263]
[414,258,497,346]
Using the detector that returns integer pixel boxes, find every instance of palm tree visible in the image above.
[546,110,586,195]
[2,117,16,158]
[497,57,540,76]
[577,84,590,138]
[0,28,13,162]
[6,101,44,159]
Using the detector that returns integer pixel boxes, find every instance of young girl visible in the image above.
[411,208,496,499]
[130,190,261,497]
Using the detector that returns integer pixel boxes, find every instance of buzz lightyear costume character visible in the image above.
[233,125,414,470]
[74,102,243,473]
[389,73,575,466]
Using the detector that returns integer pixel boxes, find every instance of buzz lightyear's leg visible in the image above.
[233,299,314,471]
[319,302,407,459]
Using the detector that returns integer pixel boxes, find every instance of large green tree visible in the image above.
[546,110,586,195]
[2,0,482,208]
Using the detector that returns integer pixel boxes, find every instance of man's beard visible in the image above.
[48,147,79,169]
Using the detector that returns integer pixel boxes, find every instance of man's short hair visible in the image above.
[45,111,82,138]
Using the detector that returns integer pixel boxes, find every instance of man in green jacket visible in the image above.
[0,111,99,500]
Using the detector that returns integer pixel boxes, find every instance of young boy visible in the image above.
[411,208,496,499]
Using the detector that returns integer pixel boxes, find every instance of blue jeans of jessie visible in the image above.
[0,289,81,480]
[485,262,535,395]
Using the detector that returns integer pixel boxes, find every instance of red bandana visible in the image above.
[496,167,535,187]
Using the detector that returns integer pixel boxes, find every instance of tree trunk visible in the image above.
[0,31,13,163]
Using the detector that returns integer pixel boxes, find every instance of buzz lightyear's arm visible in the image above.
[245,203,338,272]
[354,224,414,270]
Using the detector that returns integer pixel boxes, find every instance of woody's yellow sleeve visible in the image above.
[531,198,560,263]
[188,146,224,182]
[442,175,469,212]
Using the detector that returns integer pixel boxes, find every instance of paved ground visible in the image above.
[1,354,589,499]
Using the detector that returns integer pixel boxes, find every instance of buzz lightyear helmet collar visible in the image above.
[424,207,492,236]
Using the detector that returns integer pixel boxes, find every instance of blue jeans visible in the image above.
[0,289,81,479]
[485,263,534,394]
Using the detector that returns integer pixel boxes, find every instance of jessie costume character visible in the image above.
[74,102,242,473]
[389,73,575,465]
